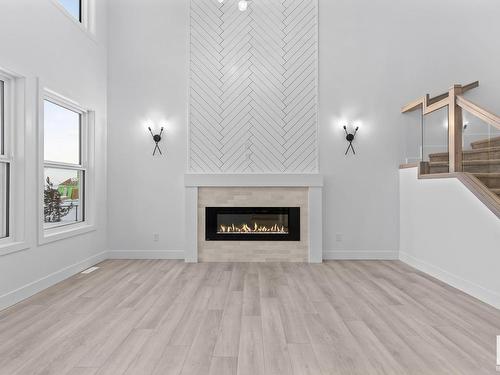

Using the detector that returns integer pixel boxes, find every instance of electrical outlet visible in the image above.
[336,233,343,242]
[153,233,160,242]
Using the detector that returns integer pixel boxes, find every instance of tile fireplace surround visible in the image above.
[184,174,323,263]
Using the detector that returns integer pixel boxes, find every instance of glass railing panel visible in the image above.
[462,109,500,196]
[422,106,449,173]
[402,108,423,164]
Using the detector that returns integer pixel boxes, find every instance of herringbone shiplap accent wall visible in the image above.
[189,0,318,173]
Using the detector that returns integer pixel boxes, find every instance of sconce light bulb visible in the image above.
[355,126,359,131]
[343,125,347,130]
[238,0,248,11]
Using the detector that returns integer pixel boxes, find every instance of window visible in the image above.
[0,69,28,255]
[0,79,10,239]
[42,94,88,232]
[58,0,82,22]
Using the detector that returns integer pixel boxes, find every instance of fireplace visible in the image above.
[205,207,300,241]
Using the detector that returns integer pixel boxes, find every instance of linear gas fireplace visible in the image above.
[205,207,300,241]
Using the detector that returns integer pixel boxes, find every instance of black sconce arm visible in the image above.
[343,125,358,155]
[148,126,164,155]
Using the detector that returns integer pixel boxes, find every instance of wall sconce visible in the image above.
[238,0,249,11]
[148,126,164,155]
[343,125,359,155]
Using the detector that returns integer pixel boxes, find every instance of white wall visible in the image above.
[0,0,108,309]
[107,0,188,256]
[400,168,500,308]
[107,0,500,258]
[319,0,500,259]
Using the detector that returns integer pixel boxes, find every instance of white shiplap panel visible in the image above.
[189,0,318,173]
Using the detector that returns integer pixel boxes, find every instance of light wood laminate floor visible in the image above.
[0,260,499,375]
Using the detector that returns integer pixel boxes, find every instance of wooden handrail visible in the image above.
[424,97,449,115]
[427,92,449,105]
[456,96,500,130]
[462,80,480,92]
[401,98,425,113]
[401,81,479,114]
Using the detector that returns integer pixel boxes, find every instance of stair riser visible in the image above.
[429,150,500,163]
[464,150,500,161]
[464,164,500,173]
[428,155,448,163]
[476,177,500,189]
[429,166,449,174]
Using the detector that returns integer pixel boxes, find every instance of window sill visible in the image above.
[0,241,30,257]
[40,222,96,245]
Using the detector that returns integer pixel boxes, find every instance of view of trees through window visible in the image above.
[44,168,82,227]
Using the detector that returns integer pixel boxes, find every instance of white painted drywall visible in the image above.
[0,0,108,309]
[107,0,500,258]
[400,168,500,308]
[106,0,188,256]
[319,0,500,259]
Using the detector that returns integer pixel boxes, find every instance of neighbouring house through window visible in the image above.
[43,96,87,229]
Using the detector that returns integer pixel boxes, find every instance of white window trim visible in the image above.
[49,0,96,40]
[0,69,28,257]
[38,86,96,245]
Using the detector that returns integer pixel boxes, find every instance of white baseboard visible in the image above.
[0,251,107,312]
[400,251,500,309]
[323,250,398,260]
[108,250,184,260]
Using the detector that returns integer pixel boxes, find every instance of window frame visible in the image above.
[39,88,95,244]
[0,75,12,243]
[51,0,92,35]
[0,69,28,256]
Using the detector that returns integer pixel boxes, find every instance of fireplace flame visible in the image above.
[218,222,287,234]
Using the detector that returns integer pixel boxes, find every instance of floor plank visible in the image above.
[0,260,499,375]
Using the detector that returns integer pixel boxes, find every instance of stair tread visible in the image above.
[471,135,500,145]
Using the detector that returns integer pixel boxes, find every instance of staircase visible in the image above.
[428,135,500,197]
[401,81,500,218]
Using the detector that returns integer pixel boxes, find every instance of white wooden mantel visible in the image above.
[184,174,324,263]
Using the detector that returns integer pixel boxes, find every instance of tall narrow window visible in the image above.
[43,96,86,230]
[0,79,10,239]
[58,0,82,22]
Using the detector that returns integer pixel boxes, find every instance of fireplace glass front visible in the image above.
[205,207,300,241]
